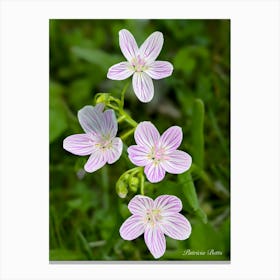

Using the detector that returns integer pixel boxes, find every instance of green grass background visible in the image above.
[49,19,230,261]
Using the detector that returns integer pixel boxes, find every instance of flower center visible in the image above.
[145,208,162,227]
[131,55,148,72]
[94,134,113,150]
[147,146,166,164]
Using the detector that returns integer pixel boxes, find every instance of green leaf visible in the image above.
[178,171,199,211]
[178,171,208,223]
[191,98,205,169]
[174,47,196,74]
[71,46,122,71]
[194,207,208,224]
[187,222,227,260]
[49,81,68,143]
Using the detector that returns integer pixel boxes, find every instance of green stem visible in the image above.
[107,103,119,111]
[140,169,145,195]
[120,81,130,107]
[119,108,138,127]
[117,115,126,123]
[120,128,136,141]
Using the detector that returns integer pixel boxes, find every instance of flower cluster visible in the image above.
[63,29,192,259]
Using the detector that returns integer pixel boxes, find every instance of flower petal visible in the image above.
[139,31,163,63]
[119,215,145,241]
[144,162,166,183]
[63,134,93,156]
[78,105,104,134]
[127,145,151,166]
[145,61,173,80]
[162,150,192,174]
[134,121,160,149]
[107,62,134,80]
[94,103,105,113]
[128,195,154,216]
[160,213,192,240]
[144,226,166,259]
[84,149,106,173]
[100,109,118,138]
[132,72,154,103]
[104,137,123,164]
[154,195,182,214]
[160,126,183,151]
[119,29,138,62]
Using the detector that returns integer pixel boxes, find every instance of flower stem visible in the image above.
[119,108,138,127]
[140,169,145,195]
[120,81,130,107]
[120,128,136,141]
[117,115,126,123]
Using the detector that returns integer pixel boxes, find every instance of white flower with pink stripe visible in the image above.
[120,195,192,259]
[128,121,192,183]
[63,103,123,173]
[107,29,173,103]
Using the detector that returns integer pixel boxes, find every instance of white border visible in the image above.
[0,0,279,279]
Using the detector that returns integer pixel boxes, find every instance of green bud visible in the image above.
[123,173,130,182]
[116,181,128,198]
[129,177,139,192]
[96,93,109,104]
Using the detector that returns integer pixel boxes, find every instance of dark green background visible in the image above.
[50,19,230,261]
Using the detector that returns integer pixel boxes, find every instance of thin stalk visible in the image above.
[120,128,136,141]
[119,108,138,127]
[140,169,145,195]
[120,81,130,107]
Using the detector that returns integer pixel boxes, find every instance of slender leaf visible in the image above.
[191,98,205,169]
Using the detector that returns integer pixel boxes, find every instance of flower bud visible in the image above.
[123,173,130,182]
[116,180,128,198]
[129,177,139,192]
[96,93,109,104]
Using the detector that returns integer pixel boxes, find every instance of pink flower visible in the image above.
[107,29,173,103]
[63,103,123,173]
[128,121,192,183]
[120,195,192,259]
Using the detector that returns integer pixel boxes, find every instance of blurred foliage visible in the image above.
[49,19,230,261]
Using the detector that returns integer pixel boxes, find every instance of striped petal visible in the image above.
[162,150,192,174]
[154,195,182,214]
[144,226,166,259]
[63,134,93,156]
[107,62,134,80]
[160,126,183,151]
[127,145,151,167]
[84,149,106,173]
[160,213,192,240]
[139,31,163,63]
[120,215,145,241]
[119,29,138,62]
[128,195,154,216]
[134,121,160,149]
[104,137,123,164]
[78,105,104,134]
[94,103,105,113]
[144,162,166,183]
[100,109,118,138]
[145,61,173,80]
[132,72,154,103]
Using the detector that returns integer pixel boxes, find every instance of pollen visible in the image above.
[145,208,162,227]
